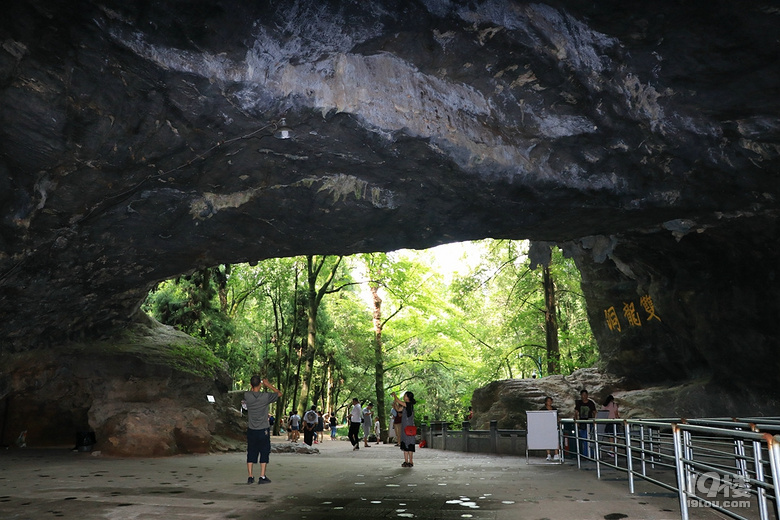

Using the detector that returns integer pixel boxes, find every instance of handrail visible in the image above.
[559,417,780,520]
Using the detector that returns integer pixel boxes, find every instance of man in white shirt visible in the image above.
[349,398,362,450]
[302,406,318,446]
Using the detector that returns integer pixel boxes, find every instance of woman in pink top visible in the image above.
[602,395,620,458]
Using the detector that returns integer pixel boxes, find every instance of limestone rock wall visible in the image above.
[567,215,779,391]
[470,368,780,429]
[0,320,236,456]
[0,0,778,424]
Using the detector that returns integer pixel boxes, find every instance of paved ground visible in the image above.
[0,436,726,520]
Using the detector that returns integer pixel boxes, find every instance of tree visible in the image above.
[143,265,235,360]
[369,249,472,424]
[543,264,560,374]
[141,240,598,428]
[361,252,413,435]
[450,240,596,381]
[299,255,346,409]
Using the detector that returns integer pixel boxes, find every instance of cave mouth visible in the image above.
[1,0,779,452]
[140,240,599,387]
[0,394,90,448]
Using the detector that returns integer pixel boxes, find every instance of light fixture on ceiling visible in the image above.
[273,118,294,140]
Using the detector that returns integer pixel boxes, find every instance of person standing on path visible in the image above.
[316,411,325,443]
[393,391,417,467]
[541,396,560,461]
[302,406,318,446]
[329,411,338,440]
[362,402,374,447]
[348,398,362,450]
[288,410,301,443]
[244,376,282,484]
[574,389,597,458]
[392,401,403,445]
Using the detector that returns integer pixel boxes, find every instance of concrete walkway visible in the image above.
[0,436,724,520]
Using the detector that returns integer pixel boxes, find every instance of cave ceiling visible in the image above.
[0,0,778,376]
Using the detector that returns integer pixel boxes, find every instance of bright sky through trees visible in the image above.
[143,239,597,424]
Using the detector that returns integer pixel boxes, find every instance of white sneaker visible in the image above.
[553,454,560,461]
[546,454,552,461]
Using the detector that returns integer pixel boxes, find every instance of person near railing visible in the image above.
[574,389,597,457]
[601,395,620,458]
[542,396,561,461]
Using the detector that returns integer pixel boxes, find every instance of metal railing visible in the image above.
[422,420,527,456]
[560,417,780,520]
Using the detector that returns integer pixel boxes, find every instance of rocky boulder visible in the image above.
[470,368,780,429]
[0,317,234,456]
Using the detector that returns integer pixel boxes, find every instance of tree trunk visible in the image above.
[371,283,387,434]
[300,254,343,412]
[324,355,333,414]
[300,256,319,409]
[543,265,560,374]
[291,338,304,414]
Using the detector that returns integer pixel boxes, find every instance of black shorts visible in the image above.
[247,428,271,464]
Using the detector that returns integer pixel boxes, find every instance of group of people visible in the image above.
[347,399,377,449]
[574,389,620,458]
[284,408,338,445]
[242,376,620,482]
[243,376,419,484]
[346,392,417,467]
[541,389,621,460]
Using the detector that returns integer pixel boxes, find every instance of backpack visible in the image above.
[304,410,317,425]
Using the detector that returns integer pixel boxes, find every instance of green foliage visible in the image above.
[141,240,598,424]
[448,240,597,384]
[143,266,235,355]
[165,342,225,378]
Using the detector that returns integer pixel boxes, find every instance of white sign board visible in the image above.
[526,410,559,450]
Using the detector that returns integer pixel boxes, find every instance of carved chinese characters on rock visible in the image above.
[605,295,661,332]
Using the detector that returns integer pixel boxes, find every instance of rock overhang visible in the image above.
[0,0,777,390]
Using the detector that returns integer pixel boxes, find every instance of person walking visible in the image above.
[302,406,318,446]
[392,391,417,467]
[374,416,381,445]
[348,398,362,450]
[244,376,282,484]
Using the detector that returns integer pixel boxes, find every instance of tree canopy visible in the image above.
[142,240,597,427]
